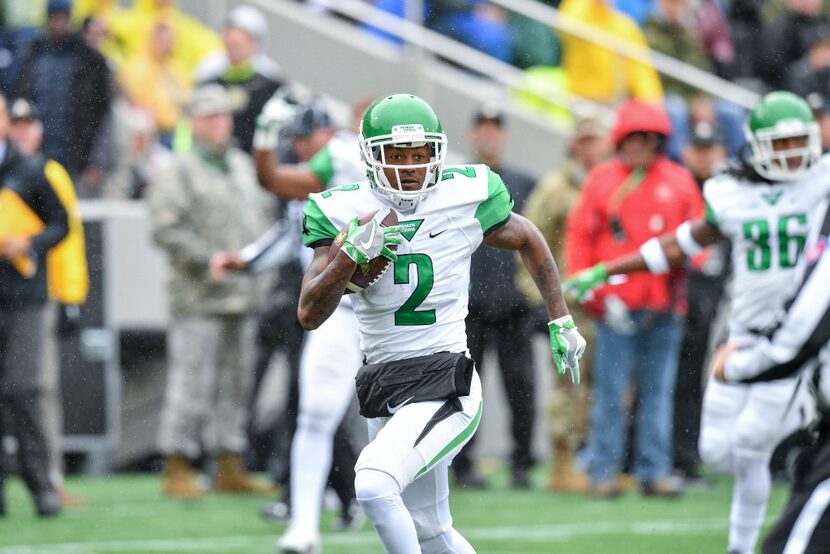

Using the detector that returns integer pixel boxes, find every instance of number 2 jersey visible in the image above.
[302,164,513,364]
[704,154,830,335]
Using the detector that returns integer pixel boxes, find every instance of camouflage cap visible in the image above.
[187,84,243,117]
[571,114,606,139]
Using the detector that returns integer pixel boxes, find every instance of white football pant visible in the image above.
[699,370,807,554]
[355,369,482,554]
[286,301,362,536]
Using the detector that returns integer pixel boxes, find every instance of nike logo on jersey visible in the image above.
[429,229,448,238]
[387,396,415,414]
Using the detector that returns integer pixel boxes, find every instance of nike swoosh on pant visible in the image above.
[387,396,415,414]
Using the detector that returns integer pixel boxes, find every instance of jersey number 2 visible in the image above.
[394,254,436,326]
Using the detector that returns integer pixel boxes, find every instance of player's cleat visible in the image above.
[332,501,366,532]
[278,527,322,554]
[260,499,291,523]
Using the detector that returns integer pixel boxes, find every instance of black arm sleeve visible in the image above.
[23,165,69,256]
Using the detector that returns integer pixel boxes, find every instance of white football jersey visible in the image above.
[704,154,830,334]
[307,129,365,189]
[295,129,366,270]
[303,164,514,363]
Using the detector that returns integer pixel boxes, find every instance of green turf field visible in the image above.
[0,469,788,554]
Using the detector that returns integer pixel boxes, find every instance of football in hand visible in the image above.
[328,209,399,294]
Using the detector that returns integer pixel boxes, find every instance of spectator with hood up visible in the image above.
[565,100,703,499]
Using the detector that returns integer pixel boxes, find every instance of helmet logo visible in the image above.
[773,119,809,133]
[391,124,426,145]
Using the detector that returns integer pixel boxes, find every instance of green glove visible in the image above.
[563,263,608,303]
[548,315,586,385]
[341,208,403,265]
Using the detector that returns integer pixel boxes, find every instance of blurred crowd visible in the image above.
[368,0,830,159]
[0,0,824,536]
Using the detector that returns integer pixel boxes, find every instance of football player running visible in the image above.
[565,91,829,554]
[298,93,585,554]
[212,97,370,554]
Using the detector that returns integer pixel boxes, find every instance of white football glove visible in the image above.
[341,208,402,265]
[548,315,586,385]
[253,95,296,151]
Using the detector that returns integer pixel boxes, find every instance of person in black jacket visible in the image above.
[0,92,68,517]
[759,0,830,90]
[452,105,539,489]
[194,4,286,153]
[13,0,112,186]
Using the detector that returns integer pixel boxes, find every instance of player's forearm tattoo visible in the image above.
[528,254,569,320]
[298,253,353,329]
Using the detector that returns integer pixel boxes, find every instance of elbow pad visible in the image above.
[639,237,670,274]
[675,221,705,257]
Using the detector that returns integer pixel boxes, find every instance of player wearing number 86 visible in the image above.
[564,91,830,554]
[297,93,584,554]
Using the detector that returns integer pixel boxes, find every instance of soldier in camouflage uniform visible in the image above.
[520,114,610,492]
[148,84,275,498]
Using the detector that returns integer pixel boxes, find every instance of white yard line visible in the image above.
[0,516,776,553]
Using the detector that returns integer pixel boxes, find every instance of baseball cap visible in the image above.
[572,113,606,139]
[688,121,725,147]
[9,98,40,122]
[289,102,332,137]
[47,0,72,15]
[226,4,267,44]
[186,84,240,117]
[471,103,504,126]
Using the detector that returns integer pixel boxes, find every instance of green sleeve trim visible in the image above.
[307,145,335,188]
[474,168,514,235]
[704,199,719,228]
[302,196,340,247]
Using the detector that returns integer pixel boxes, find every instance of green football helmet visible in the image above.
[744,91,821,181]
[359,94,448,209]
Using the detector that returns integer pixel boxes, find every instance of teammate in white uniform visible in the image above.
[212,99,371,553]
[297,93,586,554]
[565,91,830,554]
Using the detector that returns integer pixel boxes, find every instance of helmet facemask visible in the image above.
[361,123,447,211]
[746,119,821,182]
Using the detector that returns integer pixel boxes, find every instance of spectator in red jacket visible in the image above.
[565,99,703,498]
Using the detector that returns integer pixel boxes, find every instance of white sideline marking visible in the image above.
[0,516,776,553]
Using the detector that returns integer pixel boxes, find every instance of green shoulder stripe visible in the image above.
[704,199,719,228]
[307,144,335,187]
[474,168,514,235]
[302,196,340,247]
